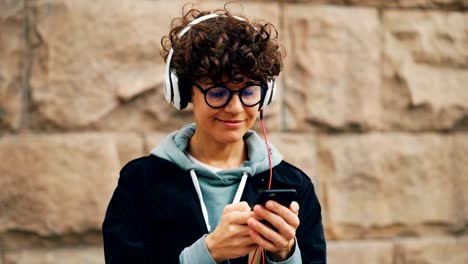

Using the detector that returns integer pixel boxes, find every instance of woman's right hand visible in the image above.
[205,202,259,263]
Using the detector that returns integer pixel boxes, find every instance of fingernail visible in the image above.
[266,201,275,209]
[254,205,263,212]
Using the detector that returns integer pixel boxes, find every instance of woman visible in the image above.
[102,4,326,264]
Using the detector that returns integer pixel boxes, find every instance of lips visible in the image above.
[217,119,244,128]
[220,119,243,123]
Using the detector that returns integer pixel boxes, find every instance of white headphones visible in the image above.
[164,13,277,110]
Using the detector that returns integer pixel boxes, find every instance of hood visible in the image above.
[150,123,283,185]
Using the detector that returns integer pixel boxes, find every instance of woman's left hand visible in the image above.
[247,200,300,261]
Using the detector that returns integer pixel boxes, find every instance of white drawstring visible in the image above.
[232,172,248,203]
[190,169,211,232]
[189,170,249,233]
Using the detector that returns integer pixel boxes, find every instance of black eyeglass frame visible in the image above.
[193,82,266,109]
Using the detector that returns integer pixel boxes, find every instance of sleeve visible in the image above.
[266,238,302,264]
[296,182,327,264]
[179,235,219,264]
[102,162,180,263]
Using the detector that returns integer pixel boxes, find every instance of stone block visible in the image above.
[319,133,466,239]
[395,236,468,264]
[4,247,104,264]
[282,5,381,132]
[0,134,120,240]
[383,10,468,131]
[327,240,394,264]
[29,0,187,129]
[0,0,25,131]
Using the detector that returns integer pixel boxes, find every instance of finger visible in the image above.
[248,217,291,248]
[289,201,300,214]
[224,201,251,214]
[265,201,300,229]
[249,229,276,251]
[248,222,289,252]
[252,204,297,241]
[231,235,258,248]
[224,210,258,226]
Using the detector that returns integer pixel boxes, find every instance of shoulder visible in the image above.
[272,161,321,205]
[118,155,186,185]
[121,155,181,173]
[274,160,313,188]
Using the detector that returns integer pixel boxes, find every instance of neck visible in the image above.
[188,132,247,169]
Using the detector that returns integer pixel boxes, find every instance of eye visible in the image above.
[242,86,261,97]
[207,87,229,99]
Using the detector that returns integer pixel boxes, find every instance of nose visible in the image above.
[224,93,243,113]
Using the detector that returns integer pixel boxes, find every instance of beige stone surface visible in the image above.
[319,133,466,239]
[29,0,284,132]
[282,5,381,131]
[395,236,468,264]
[1,230,102,250]
[0,0,24,131]
[30,0,188,129]
[1,0,467,260]
[300,0,468,8]
[269,133,319,185]
[383,10,468,131]
[144,132,172,154]
[96,90,194,133]
[350,0,468,8]
[327,240,394,264]
[4,247,104,264]
[0,134,119,237]
[110,133,144,167]
[452,134,468,229]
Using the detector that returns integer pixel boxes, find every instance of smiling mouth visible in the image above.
[219,119,243,123]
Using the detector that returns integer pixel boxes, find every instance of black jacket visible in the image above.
[102,155,326,263]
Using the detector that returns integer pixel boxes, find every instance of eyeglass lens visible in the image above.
[205,85,262,108]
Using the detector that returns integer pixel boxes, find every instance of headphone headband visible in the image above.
[164,13,276,110]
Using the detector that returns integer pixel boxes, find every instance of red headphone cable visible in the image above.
[250,109,272,264]
[259,109,273,190]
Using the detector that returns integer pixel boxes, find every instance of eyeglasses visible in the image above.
[194,82,265,109]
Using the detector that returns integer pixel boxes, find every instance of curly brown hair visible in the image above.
[160,3,284,103]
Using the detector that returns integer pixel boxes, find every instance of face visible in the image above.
[191,77,261,147]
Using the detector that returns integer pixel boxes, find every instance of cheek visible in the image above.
[247,107,258,119]
[192,99,217,121]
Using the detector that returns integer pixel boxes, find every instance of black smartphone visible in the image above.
[253,189,297,208]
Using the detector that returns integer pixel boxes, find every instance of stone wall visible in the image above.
[1,0,467,263]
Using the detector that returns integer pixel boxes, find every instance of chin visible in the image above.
[216,131,246,144]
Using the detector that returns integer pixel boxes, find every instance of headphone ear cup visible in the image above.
[259,79,276,110]
[164,14,222,111]
[164,48,184,110]
[178,78,192,109]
